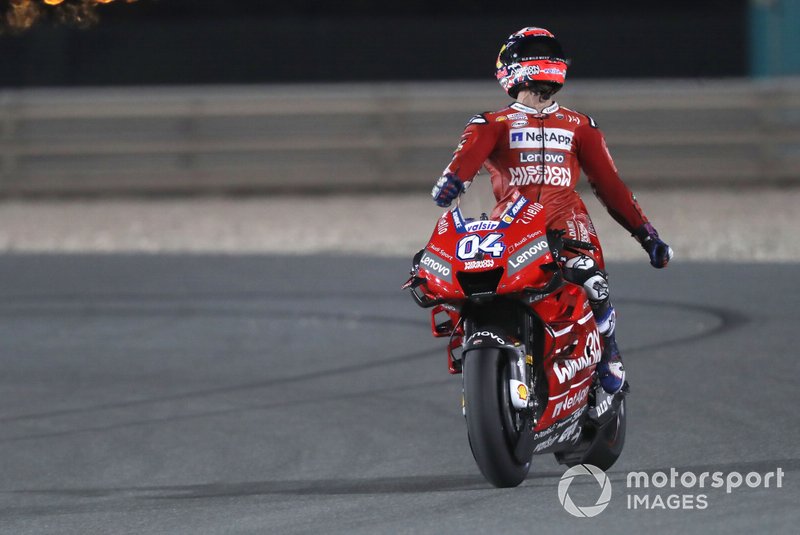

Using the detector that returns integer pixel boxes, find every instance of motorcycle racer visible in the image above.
[430,27,673,394]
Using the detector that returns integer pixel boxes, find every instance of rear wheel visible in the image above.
[463,348,530,487]
[580,397,626,470]
[557,397,627,470]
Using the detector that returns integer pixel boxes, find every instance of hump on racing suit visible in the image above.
[444,101,648,244]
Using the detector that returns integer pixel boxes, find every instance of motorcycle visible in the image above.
[403,194,628,488]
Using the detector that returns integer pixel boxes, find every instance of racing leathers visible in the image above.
[439,100,648,393]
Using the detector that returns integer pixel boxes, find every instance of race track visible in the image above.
[0,255,797,534]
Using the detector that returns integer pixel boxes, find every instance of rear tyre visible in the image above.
[566,397,627,470]
[463,348,530,488]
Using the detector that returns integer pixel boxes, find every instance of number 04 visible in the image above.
[456,233,505,260]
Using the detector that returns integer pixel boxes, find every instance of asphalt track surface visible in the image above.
[0,254,797,534]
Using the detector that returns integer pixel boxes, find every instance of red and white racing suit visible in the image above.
[444,101,649,270]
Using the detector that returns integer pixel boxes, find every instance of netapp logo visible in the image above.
[552,385,590,418]
[510,128,574,150]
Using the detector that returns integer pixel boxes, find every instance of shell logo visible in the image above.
[517,383,529,401]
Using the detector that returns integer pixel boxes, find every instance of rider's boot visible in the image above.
[591,299,625,394]
[595,309,625,394]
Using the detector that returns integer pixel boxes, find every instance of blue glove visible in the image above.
[431,173,464,207]
[634,223,673,268]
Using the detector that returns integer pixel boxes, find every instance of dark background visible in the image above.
[0,0,748,87]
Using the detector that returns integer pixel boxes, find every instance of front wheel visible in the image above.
[463,348,530,487]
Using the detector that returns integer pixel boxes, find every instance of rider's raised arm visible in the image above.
[443,114,504,184]
[575,120,648,234]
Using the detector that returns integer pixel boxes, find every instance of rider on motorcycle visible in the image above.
[430,27,673,394]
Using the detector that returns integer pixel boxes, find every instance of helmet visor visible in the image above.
[500,36,566,64]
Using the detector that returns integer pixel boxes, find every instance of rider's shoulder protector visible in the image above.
[580,113,599,129]
[466,113,490,126]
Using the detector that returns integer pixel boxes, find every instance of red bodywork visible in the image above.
[413,196,601,430]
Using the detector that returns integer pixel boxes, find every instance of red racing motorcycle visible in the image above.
[403,195,627,488]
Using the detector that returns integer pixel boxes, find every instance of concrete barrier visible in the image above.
[1,79,799,195]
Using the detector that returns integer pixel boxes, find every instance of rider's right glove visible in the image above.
[431,173,465,207]
[634,223,673,269]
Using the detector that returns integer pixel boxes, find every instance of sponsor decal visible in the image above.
[507,112,527,120]
[464,220,500,232]
[552,329,602,383]
[542,67,566,75]
[467,113,487,125]
[555,113,565,120]
[451,208,466,233]
[595,394,612,418]
[419,250,452,282]
[519,151,566,164]
[584,328,602,363]
[566,218,591,242]
[557,419,582,443]
[467,331,506,346]
[464,259,495,270]
[509,196,528,217]
[552,385,590,418]
[534,434,560,452]
[533,407,583,451]
[496,116,507,122]
[427,243,453,261]
[509,165,572,187]
[517,383,529,401]
[511,120,529,128]
[518,203,544,225]
[509,127,574,150]
[437,217,449,235]
[507,239,549,275]
[501,214,514,224]
[514,64,540,77]
[507,230,544,253]
[567,115,581,125]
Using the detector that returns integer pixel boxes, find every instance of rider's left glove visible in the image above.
[431,173,465,207]
[634,223,673,268]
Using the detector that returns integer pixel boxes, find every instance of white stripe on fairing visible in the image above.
[571,374,593,388]
[552,325,573,337]
[577,311,594,325]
